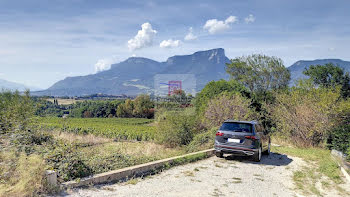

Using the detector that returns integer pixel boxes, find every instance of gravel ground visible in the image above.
[62,152,309,197]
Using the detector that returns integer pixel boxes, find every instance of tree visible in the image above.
[303,63,350,98]
[132,94,154,118]
[226,54,291,92]
[195,79,249,116]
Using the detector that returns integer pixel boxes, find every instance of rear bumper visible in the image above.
[214,144,257,156]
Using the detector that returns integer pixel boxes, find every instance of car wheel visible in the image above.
[215,152,223,158]
[253,146,262,162]
[263,142,271,155]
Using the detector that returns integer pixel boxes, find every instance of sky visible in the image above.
[1,0,350,89]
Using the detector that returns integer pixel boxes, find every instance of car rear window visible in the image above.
[220,122,253,132]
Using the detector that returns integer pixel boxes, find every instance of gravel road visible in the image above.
[62,152,311,197]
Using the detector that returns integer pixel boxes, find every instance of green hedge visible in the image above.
[327,125,350,153]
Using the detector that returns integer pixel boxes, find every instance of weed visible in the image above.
[215,163,222,168]
[231,180,242,184]
[183,171,195,177]
[126,178,139,185]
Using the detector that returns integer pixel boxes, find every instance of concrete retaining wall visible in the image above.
[62,148,215,188]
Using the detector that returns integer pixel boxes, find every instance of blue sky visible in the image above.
[1,0,350,89]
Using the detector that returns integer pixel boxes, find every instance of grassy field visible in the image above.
[46,98,80,105]
[38,117,156,141]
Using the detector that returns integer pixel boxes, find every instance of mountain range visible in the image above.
[0,78,41,92]
[35,48,230,96]
[27,48,350,96]
[288,59,350,85]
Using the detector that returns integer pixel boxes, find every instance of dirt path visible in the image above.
[63,152,310,197]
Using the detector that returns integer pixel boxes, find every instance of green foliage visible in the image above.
[186,127,217,152]
[132,95,154,118]
[226,54,291,92]
[194,79,249,117]
[266,80,341,146]
[0,90,34,133]
[327,125,350,153]
[117,95,154,118]
[69,99,123,118]
[34,98,68,117]
[34,98,124,118]
[347,147,350,162]
[39,117,156,141]
[303,63,350,98]
[45,141,92,182]
[304,63,344,88]
[203,92,258,128]
[156,111,197,147]
[9,130,54,154]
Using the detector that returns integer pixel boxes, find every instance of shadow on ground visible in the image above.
[224,152,293,166]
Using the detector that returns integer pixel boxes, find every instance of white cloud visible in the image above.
[127,22,157,51]
[328,47,336,51]
[203,16,238,34]
[184,27,197,41]
[159,39,181,48]
[94,58,117,73]
[244,14,255,24]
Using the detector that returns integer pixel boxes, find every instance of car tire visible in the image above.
[253,146,262,162]
[263,142,271,155]
[215,152,223,158]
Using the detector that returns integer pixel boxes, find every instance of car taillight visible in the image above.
[216,132,224,136]
[245,135,256,140]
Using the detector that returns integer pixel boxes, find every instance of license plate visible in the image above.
[228,138,240,143]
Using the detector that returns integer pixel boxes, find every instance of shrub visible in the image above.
[45,141,92,182]
[347,147,350,162]
[156,111,197,147]
[203,93,258,128]
[186,127,217,152]
[0,152,46,197]
[0,90,34,133]
[327,125,350,153]
[194,80,249,117]
[266,80,340,147]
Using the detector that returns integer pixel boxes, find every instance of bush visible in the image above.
[203,93,258,128]
[347,148,350,162]
[8,130,54,154]
[45,141,92,182]
[156,111,197,147]
[186,127,217,152]
[194,80,249,117]
[266,80,340,147]
[0,152,46,197]
[0,90,34,133]
[327,125,350,153]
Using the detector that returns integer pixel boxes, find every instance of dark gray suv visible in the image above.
[214,120,270,162]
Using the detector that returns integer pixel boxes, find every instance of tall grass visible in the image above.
[0,152,46,197]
